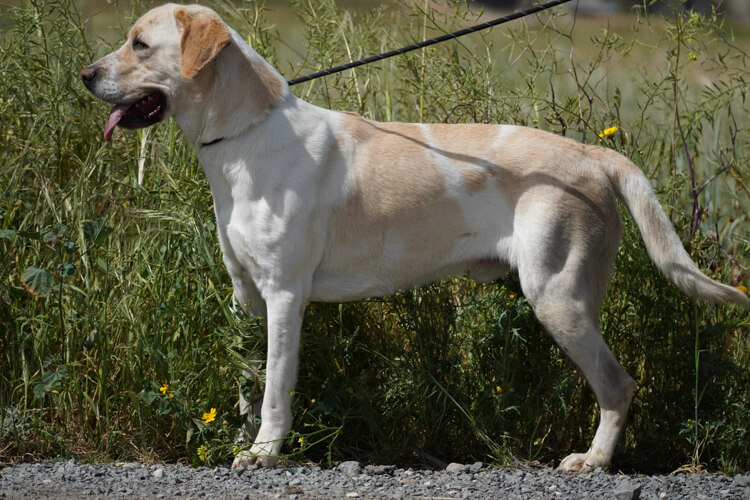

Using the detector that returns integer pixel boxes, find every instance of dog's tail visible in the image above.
[603,149,748,306]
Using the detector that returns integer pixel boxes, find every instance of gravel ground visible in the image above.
[2,459,749,499]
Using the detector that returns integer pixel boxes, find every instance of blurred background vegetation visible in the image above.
[1,0,749,473]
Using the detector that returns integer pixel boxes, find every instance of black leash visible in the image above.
[286,0,572,87]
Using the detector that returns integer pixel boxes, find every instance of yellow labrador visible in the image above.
[81,4,747,471]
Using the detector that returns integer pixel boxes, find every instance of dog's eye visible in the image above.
[132,38,149,51]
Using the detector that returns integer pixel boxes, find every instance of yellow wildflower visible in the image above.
[159,384,169,395]
[737,285,748,294]
[197,444,209,462]
[202,407,217,424]
[169,392,174,399]
[298,436,305,447]
[598,126,619,138]
[689,52,697,61]
[496,386,502,393]
[509,294,516,300]
[232,445,240,457]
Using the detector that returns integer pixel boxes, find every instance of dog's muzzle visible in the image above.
[81,65,167,142]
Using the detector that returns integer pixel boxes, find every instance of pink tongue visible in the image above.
[104,104,130,141]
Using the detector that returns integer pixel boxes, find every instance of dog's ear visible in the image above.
[175,7,231,79]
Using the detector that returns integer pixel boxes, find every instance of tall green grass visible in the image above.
[1,0,749,472]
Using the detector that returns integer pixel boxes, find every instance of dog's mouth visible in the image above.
[104,91,167,141]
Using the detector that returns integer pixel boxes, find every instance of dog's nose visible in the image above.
[80,66,97,85]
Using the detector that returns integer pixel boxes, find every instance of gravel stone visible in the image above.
[337,461,361,476]
[613,480,642,500]
[363,465,395,476]
[468,461,483,473]
[446,462,468,473]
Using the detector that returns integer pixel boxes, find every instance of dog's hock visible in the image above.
[175,6,231,79]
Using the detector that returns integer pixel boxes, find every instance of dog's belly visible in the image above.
[309,227,513,302]
[309,256,510,302]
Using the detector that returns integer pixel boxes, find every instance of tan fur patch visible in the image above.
[239,58,285,114]
[344,115,448,217]
[488,128,622,250]
[329,114,466,265]
[116,25,144,73]
[128,26,142,41]
[117,42,136,71]
[420,124,503,194]
[175,7,232,79]
[253,62,285,105]
[460,168,489,194]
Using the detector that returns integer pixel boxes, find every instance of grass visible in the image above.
[1,0,749,472]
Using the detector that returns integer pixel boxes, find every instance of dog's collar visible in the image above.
[200,137,224,147]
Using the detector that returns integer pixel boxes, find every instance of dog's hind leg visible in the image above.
[531,296,635,471]
[515,202,634,471]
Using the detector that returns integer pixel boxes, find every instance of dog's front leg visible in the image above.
[232,289,305,469]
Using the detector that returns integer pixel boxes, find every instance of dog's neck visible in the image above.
[175,28,289,147]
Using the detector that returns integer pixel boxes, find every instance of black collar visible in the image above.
[201,137,224,147]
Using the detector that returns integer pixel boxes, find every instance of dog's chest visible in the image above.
[210,180,323,293]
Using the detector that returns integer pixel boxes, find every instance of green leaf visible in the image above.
[32,382,48,400]
[138,390,158,407]
[21,266,53,295]
[96,257,115,275]
[63,241,78,253]
[0,229,18,243]
[42,224,67,242]
[61,263,76,276]
[83,217,113,247]
[32,366,69,399]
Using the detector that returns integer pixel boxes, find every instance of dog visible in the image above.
[81,4,747,471]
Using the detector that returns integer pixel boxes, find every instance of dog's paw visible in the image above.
[231,450,279,470]
[231,441,281,470]
[558,452,604,472]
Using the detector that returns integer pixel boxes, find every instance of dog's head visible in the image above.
[82,4,278,142]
